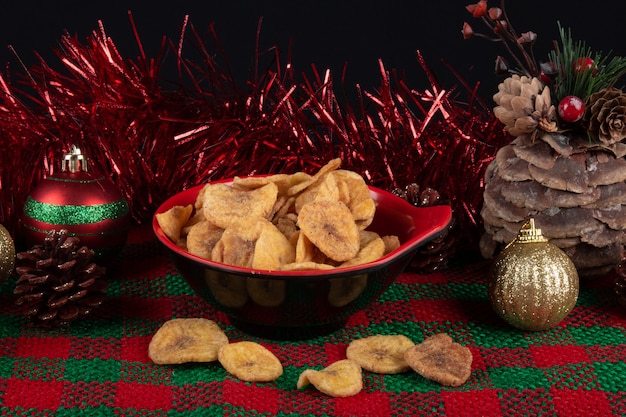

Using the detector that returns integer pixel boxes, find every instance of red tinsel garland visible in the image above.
[0,14,509,252]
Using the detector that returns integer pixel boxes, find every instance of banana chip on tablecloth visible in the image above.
[404,333,472,387]
[218,341,283,382]
[346,334,415,374]
[297,359,363,397]
[148,318,229,365]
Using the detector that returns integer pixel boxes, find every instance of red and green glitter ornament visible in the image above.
[21,145,131,262]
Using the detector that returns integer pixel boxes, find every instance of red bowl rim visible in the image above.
[153,179,452,277]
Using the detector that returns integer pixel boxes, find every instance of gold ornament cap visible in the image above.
[62,145,89,173]
[511,218,547,244]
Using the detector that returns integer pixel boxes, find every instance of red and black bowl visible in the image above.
[153,180,452,340]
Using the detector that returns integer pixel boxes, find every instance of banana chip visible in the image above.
[297,200,360,262]
[331,170,376,229]
[277,261,336,271]
[211,217,264,268]
[148,318,229,365]
[287,158,341,196]
[253,221,296,270]
[340,235,385,267]
[202,182,278,228]
[404,333,473,387]
[155,204,193,244]
[346,335,415,374]
[294,171,340,212]
[186,220,224,260]
[382,234,401,254]
[218,341,283,382]
[297,359,363,397]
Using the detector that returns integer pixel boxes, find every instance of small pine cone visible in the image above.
[492,75,557,137]
[392,184,458,273]
[14,230,107,327]
[583,87,626,146]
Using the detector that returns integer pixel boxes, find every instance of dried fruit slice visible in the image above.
[211,217,264,268]
[148,318,229,365]
[331,170,376,229]
[287,158,341,197]
[382,235,401,254]
[277,261,336,271]
[297,359,363,397]
[295,230,328,264]
[202,182,278,228]
[294,172,340,212]
[186,220,224,260]
[297,200,360,262]
[404,333,472,387]
[275,214,298,241]
[218,341,283,382]
[156,204,193,243]
[252,221,296,270]
[346,335,415,374]
[232,173,292,191]
[340,234,385,267]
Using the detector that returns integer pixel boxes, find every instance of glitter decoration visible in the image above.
[21,146,131,262]
[488,219,579,331]
[0,224,15,284]
[23,197,129,226]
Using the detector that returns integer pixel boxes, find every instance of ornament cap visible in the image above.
[512,218,548,244]
[62,145,89,173]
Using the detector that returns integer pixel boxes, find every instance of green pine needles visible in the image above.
[550,22,626,103]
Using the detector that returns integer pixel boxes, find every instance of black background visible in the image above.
[1,1,625,100]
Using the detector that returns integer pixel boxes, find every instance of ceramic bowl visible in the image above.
[153,180,452,339]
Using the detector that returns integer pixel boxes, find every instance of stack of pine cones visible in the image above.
[480,76,626,278]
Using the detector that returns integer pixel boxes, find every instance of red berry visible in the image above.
[574,57,595,74]
[558,96,585,123]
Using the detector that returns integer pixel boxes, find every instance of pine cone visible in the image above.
[583,87,626,146]
[493,75,557,138]
[393,184,457,273]
[14,229,107,327]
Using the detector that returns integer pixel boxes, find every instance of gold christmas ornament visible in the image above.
[488,219,579,331]
[0,224,15,284]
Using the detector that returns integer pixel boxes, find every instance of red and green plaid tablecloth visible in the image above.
[1,225,626,416]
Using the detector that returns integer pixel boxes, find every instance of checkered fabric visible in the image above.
[1,226,625,416]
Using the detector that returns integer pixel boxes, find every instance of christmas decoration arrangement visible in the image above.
[464,0,626,277]
[0,13,509,274]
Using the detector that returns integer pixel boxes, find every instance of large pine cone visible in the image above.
[480,131,626,278]
[14,230,107,327]
[583,87,626,146]
[493,75,557,138]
